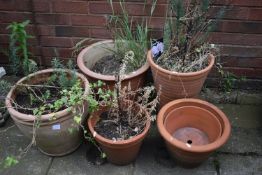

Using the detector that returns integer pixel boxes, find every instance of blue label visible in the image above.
[52,124,61,130]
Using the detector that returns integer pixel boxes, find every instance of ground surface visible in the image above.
[0,100,261,175]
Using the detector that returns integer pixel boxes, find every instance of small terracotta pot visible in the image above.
[88,101,151,165]
[147,50,215,107]
[77,40,149,91]
[5,69,89,156]
[157,98,231,167]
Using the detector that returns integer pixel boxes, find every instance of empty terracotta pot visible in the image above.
[77,40,149,91]
[147,50,215,107]
[88,101,151,165]
[5,69,89,156]
[157,98,231,167]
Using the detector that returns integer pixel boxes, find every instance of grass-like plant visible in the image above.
[106,0,157,73]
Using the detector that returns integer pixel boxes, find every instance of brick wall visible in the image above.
[0,0,262,89]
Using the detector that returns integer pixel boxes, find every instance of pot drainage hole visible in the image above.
[173,127,210,146]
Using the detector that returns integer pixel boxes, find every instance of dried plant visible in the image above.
[156,0,225,73]
[94,51,159,141]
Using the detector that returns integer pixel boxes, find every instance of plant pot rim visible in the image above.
[77,40,149,81]
[5,68,89,122]
[157,98,231,153]
[147,50,215,77]
[88,102,151,147]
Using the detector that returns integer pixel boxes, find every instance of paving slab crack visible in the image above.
[45,157,54,175]
[130,162,135,175]
[217,151,262,157]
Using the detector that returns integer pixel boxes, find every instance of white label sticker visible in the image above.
[52,124,61,130]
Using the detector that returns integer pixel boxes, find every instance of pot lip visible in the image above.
[164,105,223,141]
[5,68,89,122]
[77,39,149,81]
[157,98,231,153]
[87,101,151,146]
[147,50,215,77]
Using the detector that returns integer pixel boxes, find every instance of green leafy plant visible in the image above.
[1,55,116,168]
[0,80,11,97]
[216,63,246,92]
[1,156,19,169]
[49,58,78,88]
[7,20,37,75]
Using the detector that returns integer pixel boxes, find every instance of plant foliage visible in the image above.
[106,0,156,73]
[7,20,37,75]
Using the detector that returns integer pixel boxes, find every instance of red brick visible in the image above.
[89,2,166,17]
[210,6,248,20]
[214,0,262,7]
[248,8,262,21]
[89,28,112,39]
[219,45,262,58]
[215,20,262,34]
[0,12,32,23]
[55,26,89,37]
[0,34,9,44]
[37,25,55,36]
[210,32,262,46]
[35,14,71,25]
[41,47,73,58]
[0,0,31,11]
[0,53,9,64]
[221,57,262,69]
[28,46,42,56]
[149,30,163,39]
[41,36,73,47]
[33,0,50,13]
[52,1,88,13]
[71,15,107,26]
[131,17,165,29]
[0,24,9,34]
[210,6,262,21]
[224,67,262,79]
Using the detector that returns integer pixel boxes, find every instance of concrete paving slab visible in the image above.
[237,92,262,105]
[133,137,217,175]
[217,104,262,129]
[219,127,262,155]
[218,154,262,175]
[200,89,238,104]
[0,120,52,175]
[48,144,134,175]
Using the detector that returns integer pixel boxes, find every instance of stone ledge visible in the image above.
[200,88,262,105]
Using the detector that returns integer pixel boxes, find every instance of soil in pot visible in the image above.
[154,53,210,73]
[14,85,65,115]
[95,110,146,140]
[91,55,122,75]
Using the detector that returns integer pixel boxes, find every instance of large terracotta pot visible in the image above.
[88,101,150,165]
[5,69,89,156]
[147,50,215,107]
[157,98,231,167]
[77,40,149,91]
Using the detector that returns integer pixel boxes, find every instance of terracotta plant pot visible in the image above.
[157,98,231,167]
[147,50,215,107]
[88,101,151,165]
[5,69,89,156]
[77,40,149,91]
